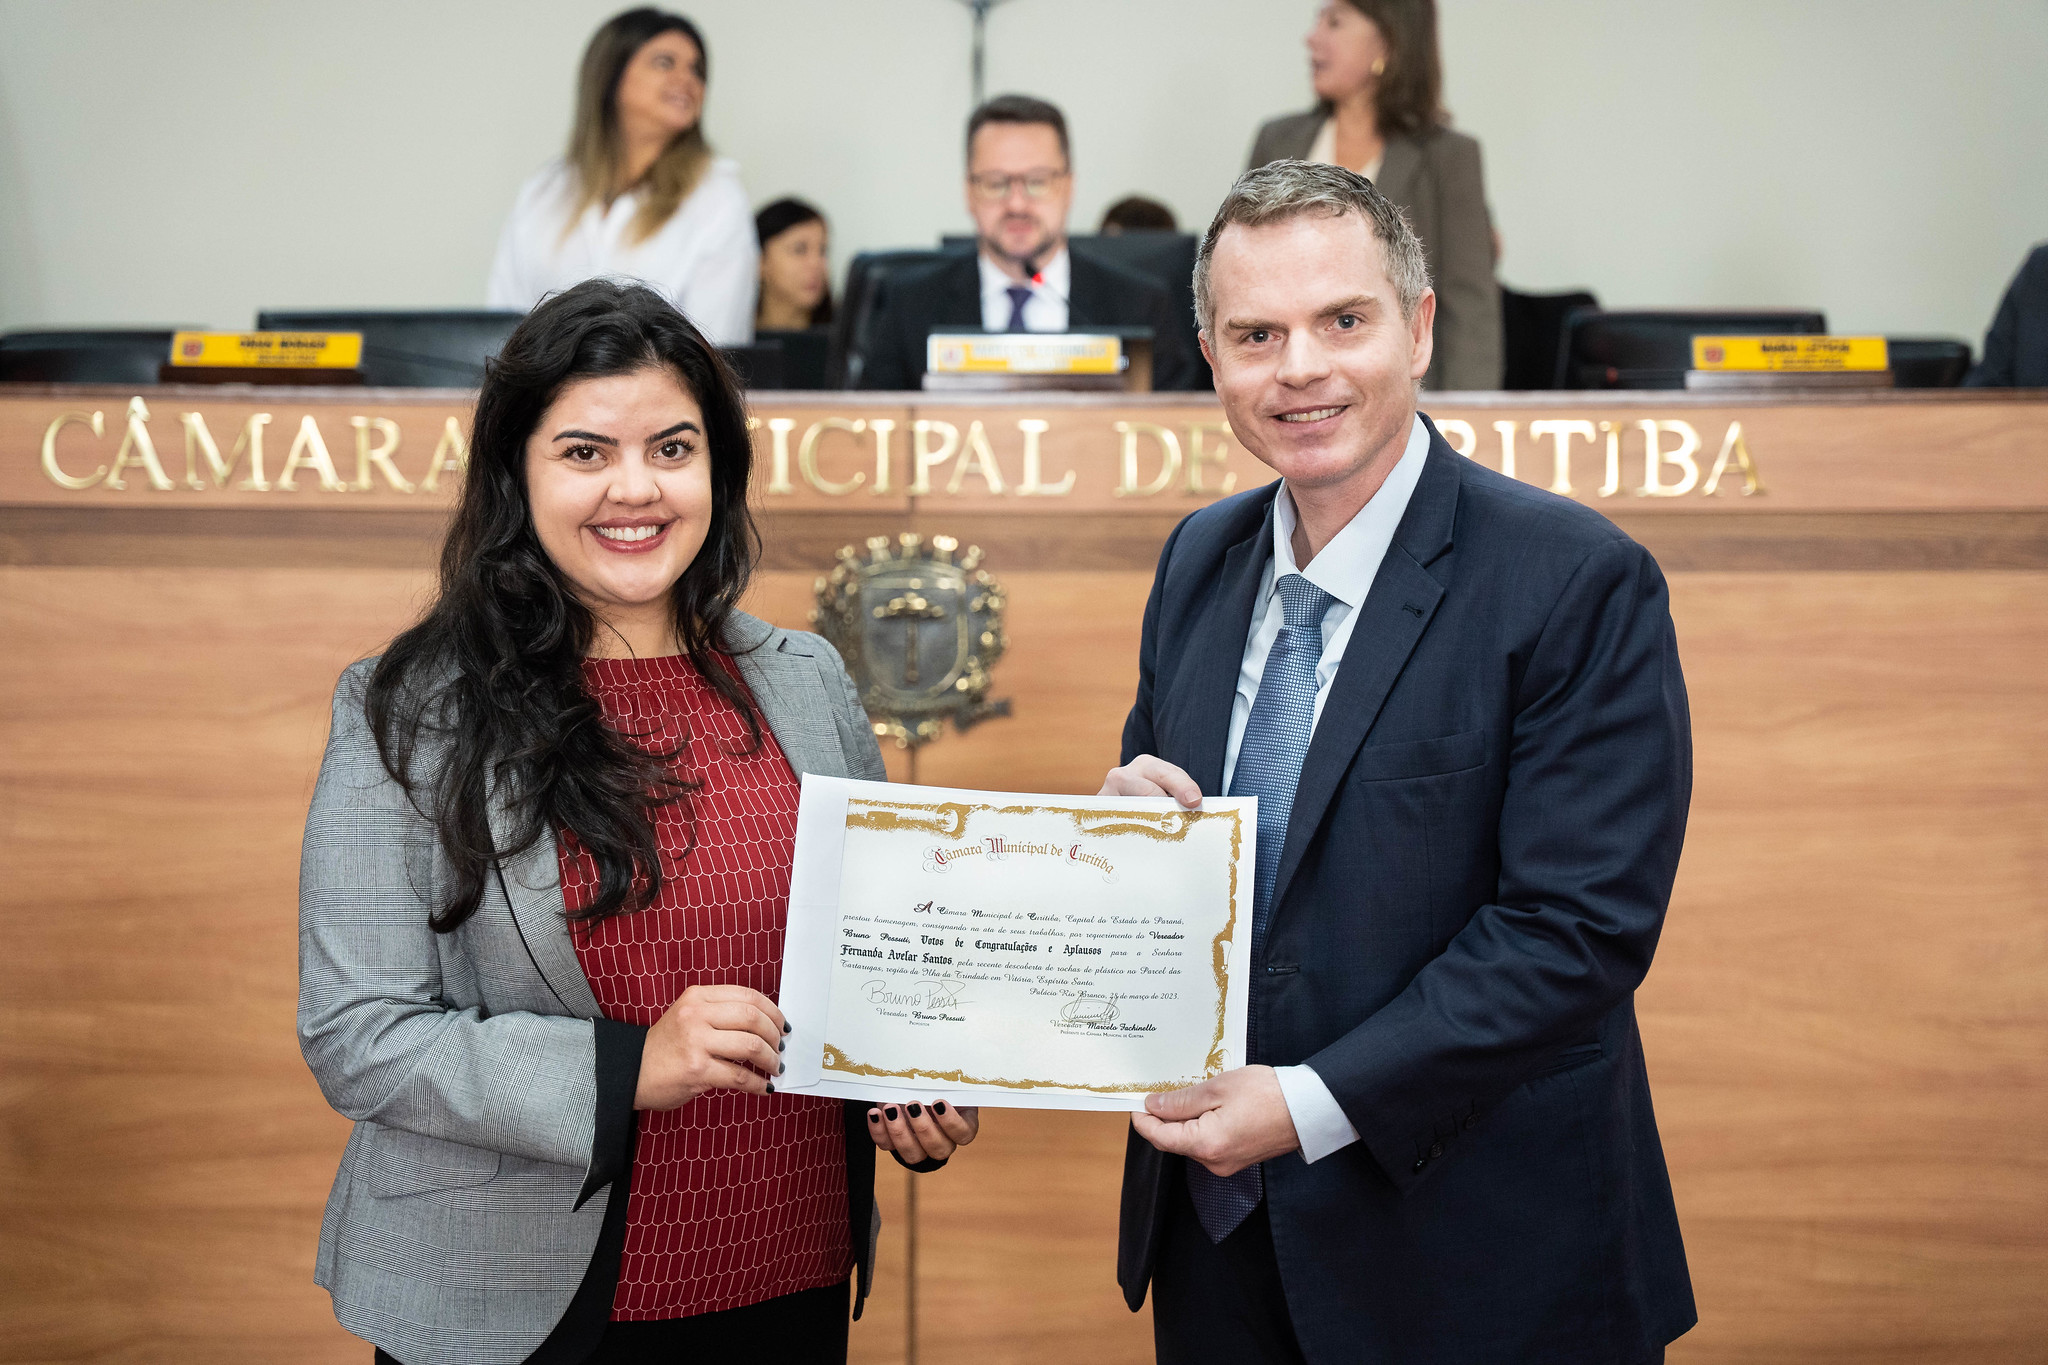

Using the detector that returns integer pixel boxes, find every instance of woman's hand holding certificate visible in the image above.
[775,777,1255,1111]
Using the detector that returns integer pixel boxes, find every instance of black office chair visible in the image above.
[1558,309,1828,389]
[1885,337,1973,388]
[754,329,831,390]
[0,329,189,384]
[826,248,964,389]
[1070,231,1205,389]
[1500,287,1598,390]
[254,310,526,387]
[720,339,787,390]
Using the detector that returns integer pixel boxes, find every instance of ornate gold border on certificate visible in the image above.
[828,797,1243,1093]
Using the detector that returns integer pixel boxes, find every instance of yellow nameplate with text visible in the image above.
[927,333,1122,375]
[167,331,364,369]
[1692,336,1888,372]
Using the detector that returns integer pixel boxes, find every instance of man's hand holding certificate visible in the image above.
[776,776,1254,1110]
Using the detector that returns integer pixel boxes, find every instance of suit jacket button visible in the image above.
[1461,1113,1478,1130]
[1427,1142,1444,1159]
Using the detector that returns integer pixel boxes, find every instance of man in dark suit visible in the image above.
[1100,161,1695,1365]
[857,94,1197,392]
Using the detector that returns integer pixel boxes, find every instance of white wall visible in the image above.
[2,0,2043,346]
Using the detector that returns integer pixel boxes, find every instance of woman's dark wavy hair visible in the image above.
[364,278,761,933]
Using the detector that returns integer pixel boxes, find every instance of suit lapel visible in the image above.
[1268,432,1463,916]
[1276,109,1324,161]
[489,794,603,1021]
[1172,494,1277,795]
[728,612,848,780]
[1372,132,1422,204]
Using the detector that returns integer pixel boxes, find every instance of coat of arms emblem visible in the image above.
[811,532,1010,749]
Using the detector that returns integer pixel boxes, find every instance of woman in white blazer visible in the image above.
[488,9,758,345]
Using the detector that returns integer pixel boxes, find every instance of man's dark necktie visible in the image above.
[1004,284,1033,332]
[1184,572,1338,1243]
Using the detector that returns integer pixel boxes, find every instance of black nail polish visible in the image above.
[907,1102,923,1118]
[884,1107,898,1121]
[868,1110,882,1123]
[782,1021,792,1034]
[766,1081,776,1093]
[934,1101,947,1115]
[778,1061,786,1075]
[778,1040,785,1053]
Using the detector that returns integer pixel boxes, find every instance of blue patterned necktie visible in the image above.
[1185,572,1338,1244]
[1003,284,1033,332]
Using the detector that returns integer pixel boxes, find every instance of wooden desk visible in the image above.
[2,385,2044,1364]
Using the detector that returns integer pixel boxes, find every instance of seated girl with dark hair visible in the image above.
[299,279,974,1365]
[755,197,835,332]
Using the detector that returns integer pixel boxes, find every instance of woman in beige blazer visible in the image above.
[1250,0,1502,391]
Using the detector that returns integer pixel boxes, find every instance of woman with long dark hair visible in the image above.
[1248,0,1502,390]
[489,9,759,344]
[299,279,975,1365]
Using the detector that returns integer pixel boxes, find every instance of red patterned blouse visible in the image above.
[559,653,851,1321]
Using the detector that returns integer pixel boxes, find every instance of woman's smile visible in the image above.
[589,518,675,552]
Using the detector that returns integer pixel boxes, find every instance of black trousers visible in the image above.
[372,1279,849,1365]
[1152,1170,1305,1365]
[1150,1169,1668,1365]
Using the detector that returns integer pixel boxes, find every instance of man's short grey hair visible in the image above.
[1192,159,1432,333]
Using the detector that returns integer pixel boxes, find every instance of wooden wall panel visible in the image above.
[2,484,2045,1361]
[0,567,419,1364]
[1649,571,2048,1363]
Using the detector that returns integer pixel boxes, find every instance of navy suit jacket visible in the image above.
[1117,416,1697,1364]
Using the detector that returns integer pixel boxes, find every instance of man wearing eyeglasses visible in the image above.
[857,94,1200,391]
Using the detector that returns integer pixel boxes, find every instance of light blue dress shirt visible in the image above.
[1222,413,1432,1163]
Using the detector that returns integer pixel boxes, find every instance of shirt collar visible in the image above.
[1272,413,1432,606]
[977,245,1071,305]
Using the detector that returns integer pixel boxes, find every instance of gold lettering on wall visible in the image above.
[1014,419,1074,496]
[1703,420,1764,496]
[760,417,796,494]
[909,420,961,496]
[868,419,897,494]
[23,404,1774,504]
[181,411,273,490]
[276,415,347,492]
[1636,419,1701,497]
[105,397,176,491]
[798,417,868,495]
[40,410,107,489]
[1435,419,1476,458]
[948,421,1007,495]
[419,417,469,493]
[1527,420,1594,496]
[1597,421,1624,497]
[1474,417,1760,500]
[1184,422,1239,496]
[1491,420,1517,478]
[349,416,413,493]
[1113,421,1182,497]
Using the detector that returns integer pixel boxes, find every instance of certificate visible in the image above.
[778,777,1254,1111]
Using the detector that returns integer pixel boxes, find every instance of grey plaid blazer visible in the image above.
[298,612,887,1365]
